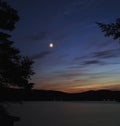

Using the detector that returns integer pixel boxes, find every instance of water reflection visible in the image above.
[8,102,120,126]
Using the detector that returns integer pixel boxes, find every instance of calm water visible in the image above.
[8,101,120,126]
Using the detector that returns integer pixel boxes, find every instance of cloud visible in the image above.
[74,48,120,64]
[74,55,89,61]
[31,51,53,60]
[59,72,83,78]
[93,48,120,59]
[82,60,104,65]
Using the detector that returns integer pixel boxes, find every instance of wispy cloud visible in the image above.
[74,48,120,62]
[74,55,89,61]
[31,51,53,60]
[93,48,120,59]
[72,48,120,71]
[82,60,104,66]
[58,72,83,79]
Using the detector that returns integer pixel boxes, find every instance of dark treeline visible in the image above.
[0,88,120,102]
[0,1,34,125]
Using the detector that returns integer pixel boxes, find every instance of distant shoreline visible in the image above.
[0,88,120,102]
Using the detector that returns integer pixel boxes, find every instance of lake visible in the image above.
[8,101,120,126]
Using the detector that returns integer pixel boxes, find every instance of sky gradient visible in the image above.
[6,0,120,93]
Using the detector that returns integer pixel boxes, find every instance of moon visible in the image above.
[49,43,54,48]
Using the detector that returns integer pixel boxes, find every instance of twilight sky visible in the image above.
[6,0,120,92]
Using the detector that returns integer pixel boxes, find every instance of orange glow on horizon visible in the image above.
[33,81,120,93]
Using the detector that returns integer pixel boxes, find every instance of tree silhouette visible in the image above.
[97,18,120,40]
[0,1,34,125]
[0,1,34,89]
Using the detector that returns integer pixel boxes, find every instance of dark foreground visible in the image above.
[8,101,120,126]
[0,88,120,126]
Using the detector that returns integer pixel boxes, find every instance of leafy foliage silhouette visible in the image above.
[0,1,34,89]
[97,18,120,40]
[0,1,34,125]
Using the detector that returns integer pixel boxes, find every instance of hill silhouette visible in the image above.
[0,88,120,102]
